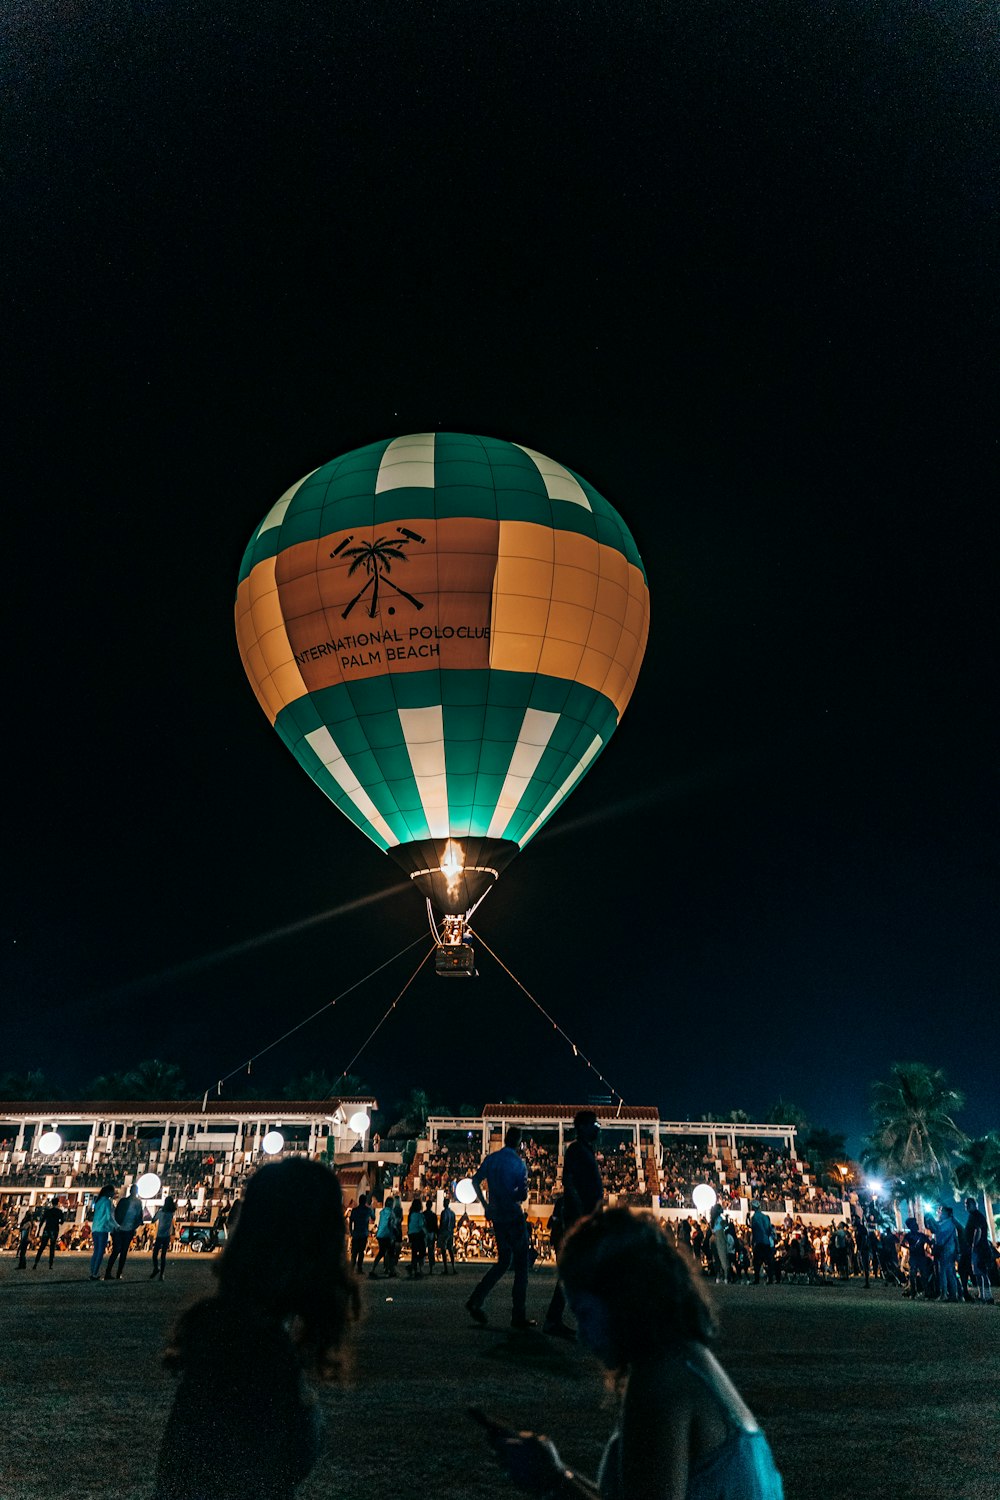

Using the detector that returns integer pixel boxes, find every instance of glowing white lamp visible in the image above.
[866,1179,884,1197]
[455,1177,477,1205]
[261,1130,284,1155]
[37,1130,62,1155]
[136,1172,161,1199]
[349,1110,371,1134]
[692,1183,718,1215]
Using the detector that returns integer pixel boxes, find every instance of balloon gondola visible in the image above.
[235,434,649,974]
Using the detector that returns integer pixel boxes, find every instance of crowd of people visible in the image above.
[6,1106,999,1500]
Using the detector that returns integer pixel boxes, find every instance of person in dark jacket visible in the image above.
[544,1109,604,1339]
[104,1184,144,1280]
[33,1198,65,1269]
[153,1158,358,1500]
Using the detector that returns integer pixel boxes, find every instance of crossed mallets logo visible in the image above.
[331,526,427,620]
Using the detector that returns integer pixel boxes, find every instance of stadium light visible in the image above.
[692,1183,717,1215]
[455,1177,477,1204]
[37,1130,62,1155]
[261,1130,284,1155]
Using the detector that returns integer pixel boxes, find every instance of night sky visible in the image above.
[5,2,996,1150]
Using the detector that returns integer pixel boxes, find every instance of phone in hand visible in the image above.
[468,1406,517,1441]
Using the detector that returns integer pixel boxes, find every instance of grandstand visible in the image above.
[0,1098,852,1246]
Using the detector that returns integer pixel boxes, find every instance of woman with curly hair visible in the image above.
[153,1157,359,1500]
[483,1208,783,1499]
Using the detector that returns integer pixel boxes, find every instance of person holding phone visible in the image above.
[479,1209,783,1499]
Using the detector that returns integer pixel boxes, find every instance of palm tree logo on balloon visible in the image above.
[338,528,426,620]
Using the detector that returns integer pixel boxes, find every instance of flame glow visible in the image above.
[440,840,465,904]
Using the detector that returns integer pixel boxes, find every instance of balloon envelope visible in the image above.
[236,434,649,915]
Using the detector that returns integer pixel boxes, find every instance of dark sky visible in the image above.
[4,1,996,1150]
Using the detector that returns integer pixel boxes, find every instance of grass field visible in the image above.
[1,1253,997,1500]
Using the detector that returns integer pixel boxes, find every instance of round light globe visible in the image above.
[692,1183,718,1215]
[37,1130,62,1155]
[136,1172,161,1199]
[349,1110,371,1134]
[454,1177,477,1205]
[261,1130,284,1155]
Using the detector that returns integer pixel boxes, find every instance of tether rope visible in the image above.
[471,929,626,1114]
[200,934,429,1107]
[325,943,437,1098]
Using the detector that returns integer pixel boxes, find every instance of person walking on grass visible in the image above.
[105,1183,144,1280]
[150,1197,178,1281]
[466,1126,534,1330]
[368,1197,398,1279]
[33,1197,64,1270]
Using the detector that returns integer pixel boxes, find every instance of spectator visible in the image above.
[32,1197,65,1270]
[482,1209,784,1499]
[466,1127,533,1330]
[545,1109,603,1340]
[153,1158,358,1500]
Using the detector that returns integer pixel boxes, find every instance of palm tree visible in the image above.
[283,1071,340,1100]
[82,1071,132,1101]
[803,1128,851,1188]
[341,537,423,619]
[953,1133,1000,1244]
[864,1062,967,1218]
[387,1086,431,1139]
[0,1069,63,1100]
[764,1099,811,1132]
[123,1059,188,1101]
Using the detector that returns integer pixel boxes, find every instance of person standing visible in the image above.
[406,1196,427,1276]
[437,1199,457,1274]
[750,1203,779,1285]
[853,1215,874,1287]
[153,1159,359,1500]
[150,1197,178,1281]
[424,1198,439,1274]
[16,1205,36,1269]
[466,1126,533,1330]
[710,1203,732,1286]
[368,1198,396,1279]
[105,1183,145,1280]
[33,1197,65,1270]
[933,1205,961,1302]
[544,1109,603,1338]
[348,1194,374,1274]
[89,1186,118,1280]
[963,1196,995,1304]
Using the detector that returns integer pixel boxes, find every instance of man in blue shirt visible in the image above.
[466,1126,534,1329]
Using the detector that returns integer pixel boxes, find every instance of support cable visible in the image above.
[326,943,437,1097]
[471,930,626,1113]
[200,934,429,1108]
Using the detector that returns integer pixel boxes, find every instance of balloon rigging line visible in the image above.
[470,930,625,1115]
[200,934,428,1109]
[325,944,437,1097]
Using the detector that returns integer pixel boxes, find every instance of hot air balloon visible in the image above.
[235,434,649,974]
